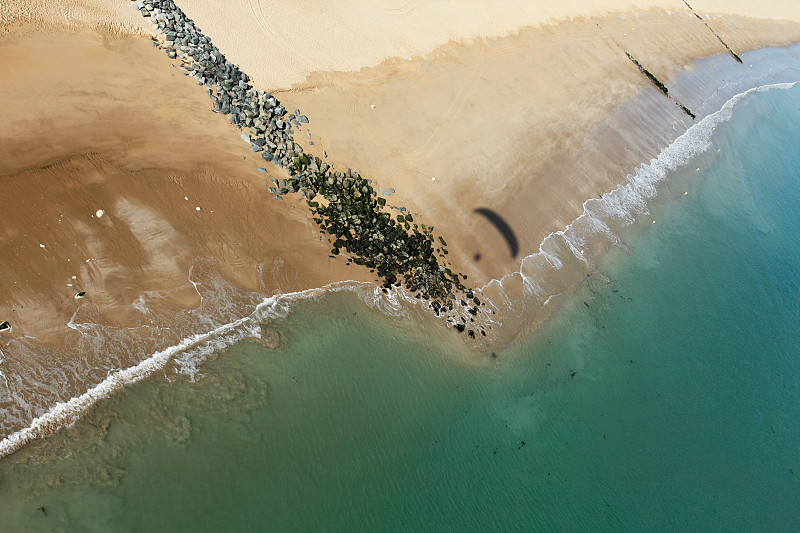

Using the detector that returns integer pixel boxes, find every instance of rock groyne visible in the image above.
[129,0,489,334]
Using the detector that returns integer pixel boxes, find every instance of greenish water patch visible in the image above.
[1,85,799,532]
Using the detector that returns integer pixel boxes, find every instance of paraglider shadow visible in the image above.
[473,208,519,259]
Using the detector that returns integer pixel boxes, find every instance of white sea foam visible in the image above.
[0,273,494,459]
[483,81,799,297]
[0,282,363,459]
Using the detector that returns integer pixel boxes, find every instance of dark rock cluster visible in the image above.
[130,0,488,332]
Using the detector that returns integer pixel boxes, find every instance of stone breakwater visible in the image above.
[129,0,490,337]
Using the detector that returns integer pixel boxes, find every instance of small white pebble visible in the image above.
[195,206,201,211]
[96,209,104,218]
[185,196,189,201]
[39,244,45,248]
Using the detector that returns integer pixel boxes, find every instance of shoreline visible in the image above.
[0,279,425,460]
[3,0,800,454]
[483,76,800,344]
[2,75,798,459]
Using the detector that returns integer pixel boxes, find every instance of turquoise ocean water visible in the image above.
[0,85,799,532]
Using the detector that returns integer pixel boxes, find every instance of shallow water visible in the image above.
[1,82,799,532]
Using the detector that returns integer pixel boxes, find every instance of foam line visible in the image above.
[482,81,799,296]
[0,283,344,459]
[0,276,458,458]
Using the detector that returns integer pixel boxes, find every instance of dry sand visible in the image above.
[174,0,800,89]
[2,0,800,441]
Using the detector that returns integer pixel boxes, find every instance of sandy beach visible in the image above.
[0,29,374,334]
[2,0,800,445]
[280,10,800,288]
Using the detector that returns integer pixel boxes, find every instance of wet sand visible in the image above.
[0,29,374,340]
